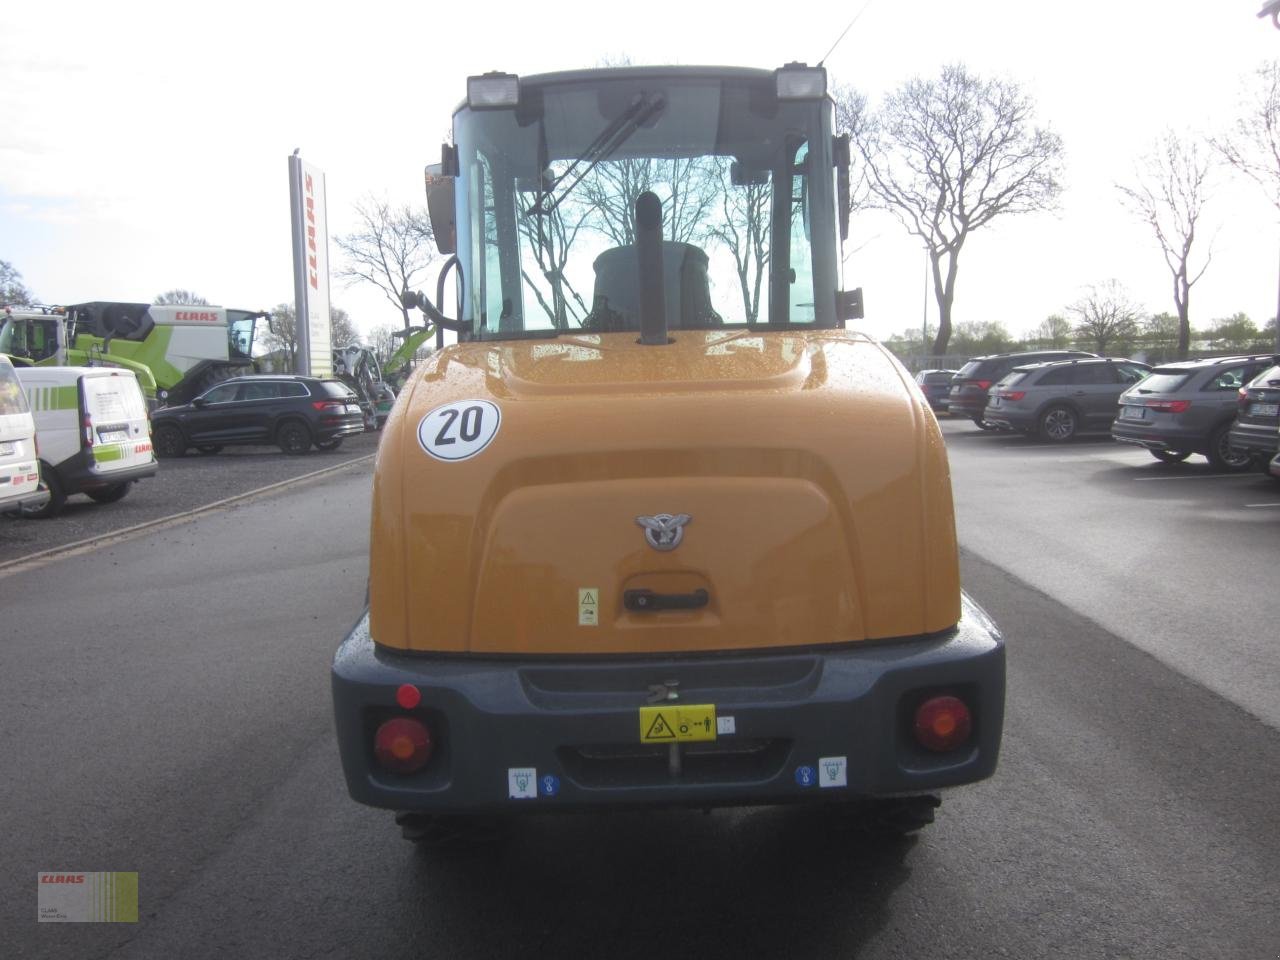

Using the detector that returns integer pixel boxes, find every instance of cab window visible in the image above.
[201,383,240,404]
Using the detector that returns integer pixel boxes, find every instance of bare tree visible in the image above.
[154,289,210,305]
[1213,60,1280,349]
[709,167,771,323]
[576,158,719,247]
[1,260,35,305]
[1033,314,1073,348]
[260,302,298,370]
[335,197,438,330]
[1117,132,1213,360]
[831,85,876,256]
[853,65,1064,355]
[1069,281,1141,355]
[329,306,358,347]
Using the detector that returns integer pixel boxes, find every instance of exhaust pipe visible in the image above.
[635,191,669,345]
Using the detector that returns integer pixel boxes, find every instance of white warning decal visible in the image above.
[578,588,599,626]
[418,400,501,462]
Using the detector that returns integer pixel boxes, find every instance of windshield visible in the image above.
[0,361,29,415]
[226,310,258,360]
[453,74,835,340]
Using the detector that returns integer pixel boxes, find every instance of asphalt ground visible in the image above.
[941,416,1280,729]
[4,416,1279,958]
[0,429,380,567]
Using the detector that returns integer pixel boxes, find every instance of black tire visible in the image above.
[17,465,65,520]
[196,445,223,456]
[396,812,509,853]
[1039,405,1078,442]
[315,439,343,452]
[972,416,999,431]
[86,482,131,504]
[1206,424,1252,471]
[276,420,312,455]
[1150,449,1191,464]
[153,423,186,458]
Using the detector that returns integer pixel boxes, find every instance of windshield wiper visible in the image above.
[527,92,667,218]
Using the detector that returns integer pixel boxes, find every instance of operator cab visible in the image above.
[411,63,861,340]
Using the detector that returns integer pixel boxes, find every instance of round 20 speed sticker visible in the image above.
[417,399,502,462]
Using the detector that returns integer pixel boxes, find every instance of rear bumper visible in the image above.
[982,406,1034,431]
[1110,421,1201,454]
[1,486,49,514]
[60,453,158,494]
[1228,422,1280,459]
[332,594,1006,813]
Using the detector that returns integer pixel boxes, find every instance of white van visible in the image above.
[14,366,157,518]
[0,355,47,515]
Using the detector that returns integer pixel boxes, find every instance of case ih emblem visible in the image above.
[635,514,691,552]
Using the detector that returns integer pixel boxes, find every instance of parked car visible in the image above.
[1227,363,1280,467]
[14,366,157,518]
[1111,354,1279,469]
[0,355,48,515]
[983,358,1151,441]
[914,368,958,412]
[948,350,1097,427]
[150,375,364,458]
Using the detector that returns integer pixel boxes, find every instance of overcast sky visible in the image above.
[2,0,1277,346]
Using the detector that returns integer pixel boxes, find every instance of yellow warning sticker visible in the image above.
[578,588,599,626]
[638,704,717,743]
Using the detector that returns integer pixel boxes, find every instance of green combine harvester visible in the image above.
[0,301,268,405]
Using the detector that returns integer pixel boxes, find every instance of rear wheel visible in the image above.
[17,466,65,519]
[1207,424,1252,471]
[1039,405,1078,442]
[276,420,312,455]
[314,439,343,452]
[972,416,999,431]
[153,423,186,458]
[196,445,222,456]
[86,483,130,504]
[1150,449,1191,464]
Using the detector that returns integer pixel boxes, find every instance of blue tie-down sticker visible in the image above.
[794,765,816,788]
[539,774,561,798]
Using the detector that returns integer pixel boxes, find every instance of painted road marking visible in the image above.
[1131,474,1260,481]
[1244,502,1280,508]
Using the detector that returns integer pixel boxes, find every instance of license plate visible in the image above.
[638,704,716,743]
[99,430,128,443]
[0,442,12,456]
[1121,405,1146,420]
[989,397,1001,407]
[1249,402,1279,417]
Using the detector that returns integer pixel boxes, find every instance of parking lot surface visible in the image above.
[0,430,379,566]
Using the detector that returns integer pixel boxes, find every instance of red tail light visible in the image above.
[82,415,94,446]
[974,380,992,390]
[914,696,972,752]
[1238,388,1250,414]
[1146,399,1191,414]
[374,717,433,774]
[312,400,345,413]
[998,390,1026,401]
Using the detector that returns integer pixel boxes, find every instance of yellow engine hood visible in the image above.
[369,329,959,654]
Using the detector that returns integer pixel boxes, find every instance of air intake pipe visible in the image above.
[635,191,669,345]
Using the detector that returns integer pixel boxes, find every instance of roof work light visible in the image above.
[775,63,827,100]
[467,72,520,109]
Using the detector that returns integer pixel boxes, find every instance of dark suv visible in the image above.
[151,375,364,458]
[1111,354,1279,469]
[1228,363,1280,466]
[914,368,958,411]
[948,350,1097,427]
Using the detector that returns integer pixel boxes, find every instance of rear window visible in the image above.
[994,371,1030,388]
[956,361,989,379]
[1134,370,1192,394]
[320,380,358,399]
[0,361,30,415]
[1247,365,1280,388]
[923,372,954,385]
[83,375,146,421]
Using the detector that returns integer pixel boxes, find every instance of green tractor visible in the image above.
[0,301,268,406]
